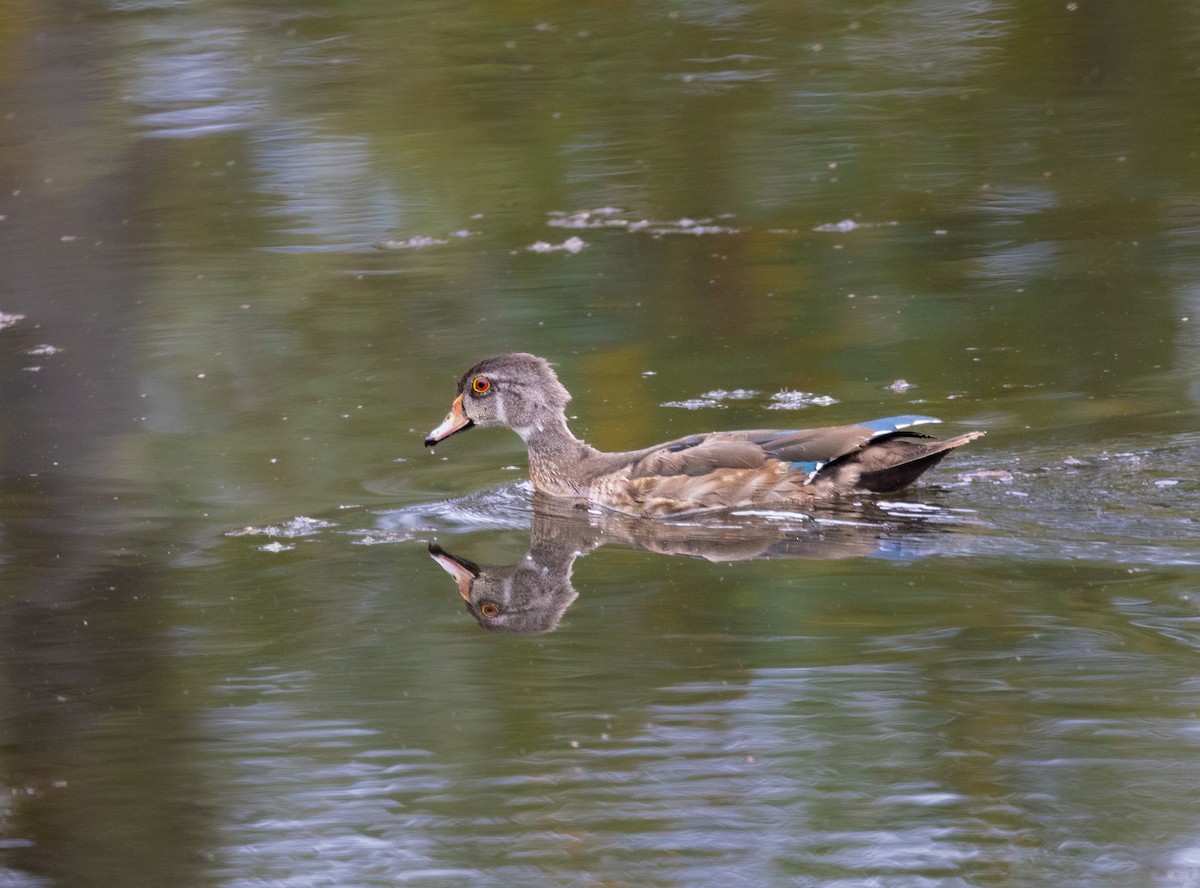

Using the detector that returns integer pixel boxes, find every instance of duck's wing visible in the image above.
[624,431,771,478]
[744,416,951,475]
[592,417,982,516]
[626,417,942,480]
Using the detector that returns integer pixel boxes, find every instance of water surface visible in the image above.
[3,2,1200,886]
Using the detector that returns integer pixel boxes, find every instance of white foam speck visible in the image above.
[767,390,838,409]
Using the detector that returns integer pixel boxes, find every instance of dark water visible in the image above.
[3,2,1200,886]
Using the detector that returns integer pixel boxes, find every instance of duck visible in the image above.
[424,352,984,518]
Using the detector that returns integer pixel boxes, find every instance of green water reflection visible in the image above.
[2,0,1200,885]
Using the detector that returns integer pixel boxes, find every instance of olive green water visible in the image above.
[3,2,1200,886]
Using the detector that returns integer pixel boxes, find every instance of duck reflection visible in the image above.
[430,539,579,635]
[429,498,943,634]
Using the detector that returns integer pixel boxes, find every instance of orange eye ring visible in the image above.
[472,376,491,395]
[480,603,500,618]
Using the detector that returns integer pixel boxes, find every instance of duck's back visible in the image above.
[583,419,983,517]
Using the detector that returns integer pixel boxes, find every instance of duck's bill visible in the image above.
[424,394,474,446]
[428,544,480,600]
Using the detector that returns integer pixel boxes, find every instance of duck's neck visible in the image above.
[517,416,597,497]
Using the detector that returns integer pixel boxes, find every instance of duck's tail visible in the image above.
[854,430,986,493]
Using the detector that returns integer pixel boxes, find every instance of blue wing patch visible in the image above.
[862,415,941,437]
[789,460,825,484]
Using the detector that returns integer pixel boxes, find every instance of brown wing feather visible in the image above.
[624,425,893,480]
[741,426,877,463]
[627,433,769,478]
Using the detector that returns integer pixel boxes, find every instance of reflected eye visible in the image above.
[480,603,500,618]
[472,376,491,395]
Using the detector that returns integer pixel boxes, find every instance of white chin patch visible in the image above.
[513,419,545,442]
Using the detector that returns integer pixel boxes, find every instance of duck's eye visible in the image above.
[480,603,500,618]
[472,376,491,395]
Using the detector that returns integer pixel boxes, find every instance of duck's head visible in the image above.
[424,353,571,446]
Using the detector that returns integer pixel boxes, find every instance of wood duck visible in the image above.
[425,353,984,518]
